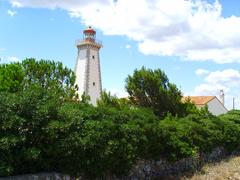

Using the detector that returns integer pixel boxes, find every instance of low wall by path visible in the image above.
[0,147,228,180]
[128,147,226,179]
[0,173,73,180]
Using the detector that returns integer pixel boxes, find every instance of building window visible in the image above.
[92,55,95,59]
[93,82,95,86]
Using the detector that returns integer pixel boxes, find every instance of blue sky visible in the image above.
[1,0,240,109]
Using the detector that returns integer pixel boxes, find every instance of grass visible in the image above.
[186,155,240,180]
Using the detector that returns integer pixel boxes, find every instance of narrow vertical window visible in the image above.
[93,82,95,86]
[92,55,95,59]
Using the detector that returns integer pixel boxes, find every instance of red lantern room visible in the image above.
[83,26,96,42]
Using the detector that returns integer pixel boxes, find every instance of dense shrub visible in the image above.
[1,60,240,178]
[1,94,240,178]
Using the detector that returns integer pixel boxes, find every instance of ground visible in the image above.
[187,155,240,180]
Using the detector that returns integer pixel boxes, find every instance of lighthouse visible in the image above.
[75,26,102,105]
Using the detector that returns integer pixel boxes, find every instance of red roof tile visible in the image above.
[183,96,215,105]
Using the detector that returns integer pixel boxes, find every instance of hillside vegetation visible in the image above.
[1,59,240,178]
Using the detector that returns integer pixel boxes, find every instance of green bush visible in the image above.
[1,60,240,178]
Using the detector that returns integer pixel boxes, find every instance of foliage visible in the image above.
[97,91,120,107]
[97,90,132,110]
[0,63,24,92]
[1,61,240,178]
[0,58,76,98]
[125,66,194,117]
[0,58,76,176]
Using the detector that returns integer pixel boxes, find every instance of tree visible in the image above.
[125,67,186,117]
[0,58,76,99]
[0,58,77,176]
[0,63,24,93]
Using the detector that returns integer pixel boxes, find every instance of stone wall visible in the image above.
[128,147,226,179]
[0,147,227,180]
[0,173,73,180]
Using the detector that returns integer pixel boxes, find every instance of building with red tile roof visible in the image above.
[183,96,228,116]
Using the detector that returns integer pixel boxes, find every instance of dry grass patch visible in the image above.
[187,156,240,180]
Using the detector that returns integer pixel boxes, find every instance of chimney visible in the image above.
[233,97,235,110]
[220,90,224,106]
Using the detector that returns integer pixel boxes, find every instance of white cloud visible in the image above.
[8,0,240,63]
[10,0,109,9]
[195,68,209,76]
[7,56,20,62]
[7,10,17,16]
[192,69,240,109]
[194,83,228,97]
[205,69,240,86]
[125,44,131,49]
[0,56,20,64]
[108,88,128,98]
[11,1,23,7]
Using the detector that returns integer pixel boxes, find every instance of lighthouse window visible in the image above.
[93,82,96,86]
[92,55,95,59]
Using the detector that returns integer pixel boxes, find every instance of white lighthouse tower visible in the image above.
[75,26,102,105]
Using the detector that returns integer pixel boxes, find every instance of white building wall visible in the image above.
[207,98,228,116]
[87,48,101,105]
[75,45,102,105]
[75,49,87,97]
